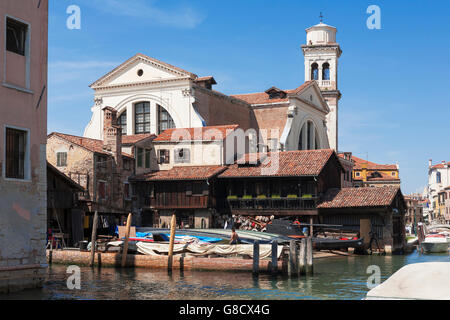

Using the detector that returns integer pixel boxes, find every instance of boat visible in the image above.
[265,219,364,250]
[421,234,449,253]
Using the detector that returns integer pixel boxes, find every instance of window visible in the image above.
[322,62,330,80]
[158,105,175,134]
[6,18,27,56]
[5,128,27,179]
[311,63,319,80]
[135,102,150,134]
[145,149,151,169]
[392,172,396,177]
[124,183,130,200]
[158,149,170,164]
[137,148,143,167]
[98,181,106,200]
[192,182,205,196]
[356,172,361,177]
[57,152,67,167]
[117,112,127,135]
[436,172,441,183]
[174,148,190,163]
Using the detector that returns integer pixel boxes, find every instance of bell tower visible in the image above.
[301,16,342,151]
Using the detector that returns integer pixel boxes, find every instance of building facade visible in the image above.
[348,155,400,187]
[0,0,48,293]
[426,159,450,223]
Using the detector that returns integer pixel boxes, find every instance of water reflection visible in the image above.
[1,251,449,300]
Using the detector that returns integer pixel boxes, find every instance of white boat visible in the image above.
[421,234,449,253]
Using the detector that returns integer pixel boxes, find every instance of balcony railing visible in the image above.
[227,196,317,211]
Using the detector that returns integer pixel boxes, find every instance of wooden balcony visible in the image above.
[226,196,318,216]
[148,193,209,209]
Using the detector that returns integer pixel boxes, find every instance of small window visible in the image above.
[192,182,204,196]
[57,152,67,167]
[145,149,151,169]
[135,102,150,134]
[6,18,28,56]
[436,172,441,183]
[5,128,27,179]
[391,172,396,177]
[355,172,361,177]
[175,148,190,163]
[137,69,144,77]
[158,149,170,164]
[137,148,143,167]
[117,112,127,135]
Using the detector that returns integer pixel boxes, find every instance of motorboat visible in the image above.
[421,234,449,253]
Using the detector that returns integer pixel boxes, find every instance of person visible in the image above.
[230,228,239,245]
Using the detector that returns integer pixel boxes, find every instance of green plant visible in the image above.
[243,195,253,199]
[271,194,281,199]
[227,195,237,200]
[301,194,312,199]
[257,195,267,199]
[287,194,298,199]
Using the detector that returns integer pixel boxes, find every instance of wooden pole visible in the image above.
[299,238,307,275]
[288,240,298,277]
[306,237,313,275]
[89,211,98,267]
[121,213,132,267]
[309,216,314,237]
[168,212,177,271]
[271,240,278,275]
[253,240,260,276]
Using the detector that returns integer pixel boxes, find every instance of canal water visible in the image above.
[1,250,449,300]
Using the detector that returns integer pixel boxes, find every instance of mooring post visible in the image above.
[271,240,278,275]
[89,211,98,267]
[168,212,177,271]
[299,238,307,275]
[121,213,132,267]
[253,240,260,276]
[306,237,314,275]
[288,240,298,277]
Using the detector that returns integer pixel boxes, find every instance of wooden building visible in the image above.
[130,165,227,228]
[47,162,85,247]
[218,149,344,222]
[317,186,407,253]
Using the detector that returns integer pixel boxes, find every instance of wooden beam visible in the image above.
[89,211,98,267]
[121,213,132,267]
[168,212,177,271]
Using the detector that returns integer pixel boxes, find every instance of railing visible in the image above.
[227,196,317,211]
[315,80,331,87]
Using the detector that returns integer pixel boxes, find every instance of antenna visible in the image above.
[319,12,324,23]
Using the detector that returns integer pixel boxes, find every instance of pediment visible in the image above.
[90,53,197,89]
[290,81,330,113]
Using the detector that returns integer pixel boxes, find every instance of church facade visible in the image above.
[83,21,342,154]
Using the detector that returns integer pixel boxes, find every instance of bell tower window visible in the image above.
[322,62,330,81]
[311,63,319,80]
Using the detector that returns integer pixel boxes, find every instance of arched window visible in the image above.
[437,172,441,183]
[158,104,175,134]
[135,102,150,134]
[315,128,320,150]
[307,121,313,150]
[322,62,330,80]
[298,124,305,150]
[117,111,127,135]
[311,63,319,80]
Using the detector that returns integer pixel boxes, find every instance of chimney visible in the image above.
[102,106,122,170]
[429,159,432,168]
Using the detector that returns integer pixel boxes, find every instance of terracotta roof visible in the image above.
[350,155,398,170]
[219,149,341,178]
[154,125,239,142]
[131,166,227,181]
[48,132,134,158]
[317,186,401,209]
[431,162,450,169]
[122,134,156,145]
[231,81,313,105]
[195,76,217,84]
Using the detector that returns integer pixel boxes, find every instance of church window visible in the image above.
[158,104,175,134]
[311,63,319,80]
[322,62,330,80]
[117,111,127,135]
[137,69,144,77]
[135,102,150,134]
[307,121,313,150]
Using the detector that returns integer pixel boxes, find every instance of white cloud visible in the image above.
[86,0,205,29]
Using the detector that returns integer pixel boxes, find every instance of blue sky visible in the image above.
[47,0,450,194]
